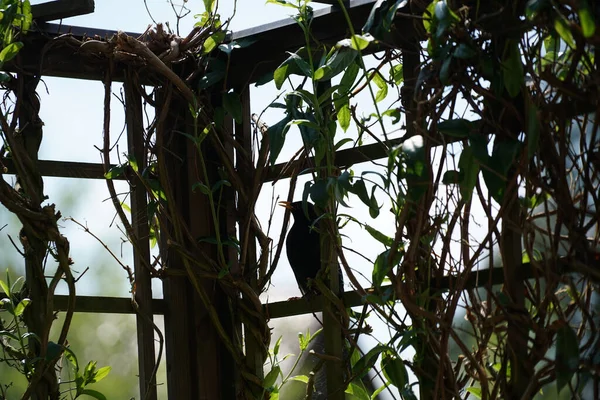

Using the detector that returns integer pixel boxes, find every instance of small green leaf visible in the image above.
[202,31,226,54]
[192,182,211,195]
[553,16,575,49]
[273,336,282,356]
[373,249,402,288]
[437,118,478,138]
[345,382,370,400]
[503,40,524,97]
[104,165,125,179]
[442,170,460,184]
[466,387,482,399]
[390,63,403,85]
[372,71,388,103]
[14,298,30,316]
[353,345,388,379]
[264,365,281,388]
[80,389,108,400]
[365,225,394,247]
[0,277,10,296]
[203,0,215,12]
[274,51,313,88]
[315,47,358,81]
[92,366,111,383]
[453,43,476,59]
[0,42,23,63]
[267,116,292,164]
[349,34,372,51]
[290,375,309,383]
[382,353,408,389]
[578,0,595,38]
[556,324,579,393]
[222,92,243,124]
[337,102,351,132]
[458,146,479,202]
[126,155,138,172]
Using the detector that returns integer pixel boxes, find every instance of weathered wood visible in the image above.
[124,76,157,400]
[2,158,121,180]
[236,87,266,395]
[32,0,94,22]
[16,1,376,85]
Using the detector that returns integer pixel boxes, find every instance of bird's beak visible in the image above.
[278,201,293,210]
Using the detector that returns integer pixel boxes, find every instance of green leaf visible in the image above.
[437,118,478,138]
[104,165,125,179]
[202,31,226,55]
[372,71,388,103]
[345,382,370,400]
[290,375,309,383]
[274,51,312,89]
[340,61,360,93]
[192,182,211,195]
[553,16,575,49]
[126,155,138,172]
[352,345,388,379]
[458,146,479,202]
[0,276,9,296]
[453,43,476,59]
[365,225,393,247]
[0,41,23,63]
[382,353,408,389]
[315,47,358,81]
[264,365,281,388]
[273,336,282,356]
[373,249,402,288]
[390,63,403,85]
[14,298,30,316]
[222,92,243,124]
[267,116,292,164]
[211,179,231,193]
[442,170,460,184]
[439,56,452,84]
[80,389,108,400]
[309,179,330,207]
[92,366,111,383]
[198,70,226,90]
[482,137,521,203]
[203,0,215,12]
[349,34,372,51]
[466,387,482,399]
[556,324,579,393]
[337,103,351,132]
[578,0,595,38]
[502,40,524,97]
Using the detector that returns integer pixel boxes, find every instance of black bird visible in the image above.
[280,201,343,296]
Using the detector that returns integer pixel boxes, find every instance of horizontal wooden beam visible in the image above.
[32,0,95,22]
[2,158,121,180]
[2,256,595,318]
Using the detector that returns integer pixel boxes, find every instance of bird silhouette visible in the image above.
[280,201,343,296]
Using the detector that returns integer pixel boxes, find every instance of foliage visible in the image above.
[0,1,111,398]
[260,0,600,399]
[2,0,598,398]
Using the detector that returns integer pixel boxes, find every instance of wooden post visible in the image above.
[235,87,266,395]
[124,75,157,400]
[158,89,237,399]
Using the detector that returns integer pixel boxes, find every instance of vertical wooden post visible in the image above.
[124,76,157,400]
[316,79,346,400]
[158,89,237,399]
[235,86,266,395]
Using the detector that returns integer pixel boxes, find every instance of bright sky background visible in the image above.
[1,1,417,398]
